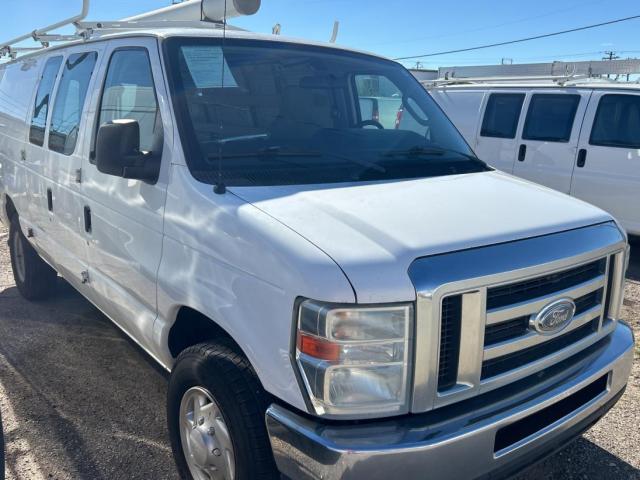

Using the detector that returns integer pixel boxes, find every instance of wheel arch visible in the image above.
[4,194,17,223]
[167,306,247,361]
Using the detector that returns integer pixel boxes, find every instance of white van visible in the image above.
[0,4,635,480]
[428,82,640,235]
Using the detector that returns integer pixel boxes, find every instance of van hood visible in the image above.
[230,171,612,303]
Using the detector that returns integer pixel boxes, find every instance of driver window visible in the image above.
[354,75,401,129]
[97,48,160,156]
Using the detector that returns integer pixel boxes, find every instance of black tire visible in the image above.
[167,342,279,480]
[8,216,57,301]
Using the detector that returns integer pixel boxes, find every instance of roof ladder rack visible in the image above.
[1,0,260,60]
[428,59,640,86]
[424,74,588,87]
[0,0,90,59]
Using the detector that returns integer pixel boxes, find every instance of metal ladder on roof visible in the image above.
[426,59,640,87]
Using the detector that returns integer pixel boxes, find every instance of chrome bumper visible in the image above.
[266,322,634,480]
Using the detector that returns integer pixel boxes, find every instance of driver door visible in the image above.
[80,37,172,354]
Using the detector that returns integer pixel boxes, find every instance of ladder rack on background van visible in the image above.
[0,0,253,60]
[426,59,640,87]
[424,74,589,87]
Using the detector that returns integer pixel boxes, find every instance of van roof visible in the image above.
[1,26,389,66]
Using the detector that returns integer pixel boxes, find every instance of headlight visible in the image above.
[295,300,413,419]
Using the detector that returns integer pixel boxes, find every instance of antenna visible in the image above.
[213,0,229,194]
[330,20,339,43]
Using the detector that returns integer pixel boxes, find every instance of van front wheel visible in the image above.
[167,342,279,480]
[9,217,57,300]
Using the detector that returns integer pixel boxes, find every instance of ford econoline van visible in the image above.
[0,3,634,479]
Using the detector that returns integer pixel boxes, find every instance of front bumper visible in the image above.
[266,322,634,480]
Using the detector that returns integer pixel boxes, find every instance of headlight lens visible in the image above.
[296,300,413,418]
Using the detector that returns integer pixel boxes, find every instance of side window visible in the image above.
[354,75,402,129]
[29,56,63,146]
[0,60,40,130]
[48,52,97,155]
[97,48,160,154]
[590,94,640,149]
[480,93,525,139]
[522,94,580,143]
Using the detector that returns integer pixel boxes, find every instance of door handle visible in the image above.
[83,206,92,233]
[518,144,527,162]
[47,188,53,212]
[577,148,587,168]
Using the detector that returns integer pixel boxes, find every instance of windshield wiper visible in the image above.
[208,146,322,160]
[384,146,490,171]
[384,146,483,162]
[209,146,387,173]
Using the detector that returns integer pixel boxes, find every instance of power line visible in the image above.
[404,50,640,66]
[394,14,640,61]
[371,0,604,47]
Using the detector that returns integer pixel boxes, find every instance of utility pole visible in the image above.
[602,51,619,78]
[602,51,620,61]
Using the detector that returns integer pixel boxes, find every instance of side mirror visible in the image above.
[95,120,158,182]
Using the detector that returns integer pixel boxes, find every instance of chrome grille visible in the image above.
[481,259,608,369]
[486,259,605,309]
[438,295,462,391]
[481,318,599,379]
[408,222,628,413]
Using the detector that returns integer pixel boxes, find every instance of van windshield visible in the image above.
[164,38,488,186]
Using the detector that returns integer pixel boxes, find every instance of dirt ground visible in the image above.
[0,227,638,480]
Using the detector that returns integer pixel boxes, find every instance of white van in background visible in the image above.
[428,83,640,235]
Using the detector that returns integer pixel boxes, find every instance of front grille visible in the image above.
[411,223,623,412]
[603,256,616,319]
[481,319,599,379]
[486,258,606,310]
[575,288,603,315]
[435,251,619,397]
[438,295,462,391]
[484,288,604,346]
[484,316,529,346]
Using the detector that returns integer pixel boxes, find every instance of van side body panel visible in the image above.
[572,90,640,235]
[0,56,42,229]
[156,164,356,411]
[78,37,172,356]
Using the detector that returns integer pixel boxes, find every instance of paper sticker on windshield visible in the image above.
[181,46,238,89]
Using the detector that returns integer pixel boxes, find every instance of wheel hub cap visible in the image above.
[179,386,236,480]
[13,230,26,282]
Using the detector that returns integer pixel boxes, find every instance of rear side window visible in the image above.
[590,94,640,149]
[48,52,97,155]
[29,56,63,146]
[522,94,580,142]
[97,48,160,153]
[480,93,525,139]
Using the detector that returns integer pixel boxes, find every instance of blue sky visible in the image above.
[2,0,639,69]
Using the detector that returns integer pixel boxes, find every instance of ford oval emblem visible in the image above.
[530,298,576,335]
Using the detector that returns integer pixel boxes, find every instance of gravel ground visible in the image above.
[0,226,638,480]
